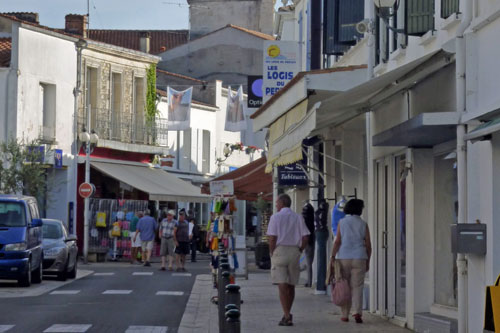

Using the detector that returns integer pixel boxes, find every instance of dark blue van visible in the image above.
[0,195,43,287]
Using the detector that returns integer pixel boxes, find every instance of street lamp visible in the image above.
[373,0,405,34]
[79,113,99,264]
[216,143,233,166]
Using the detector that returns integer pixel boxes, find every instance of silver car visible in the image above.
[42,219,78,281]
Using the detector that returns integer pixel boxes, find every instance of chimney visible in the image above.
[5,12,39,24]
[139,32,151,53]
[65,14,88,38]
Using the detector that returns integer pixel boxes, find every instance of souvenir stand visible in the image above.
[207,180,248,287]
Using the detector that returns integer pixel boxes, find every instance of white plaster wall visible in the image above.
[0,69,8,141]
[16,27,76,152]
[465,17,500,118]
[466,139,492,332]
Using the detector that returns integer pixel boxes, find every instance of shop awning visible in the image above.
[464,117,500,141]
[201,157,273,201]
[373,112,459,147]
[91,161,210,202]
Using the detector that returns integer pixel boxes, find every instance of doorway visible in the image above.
[375,153,407,320]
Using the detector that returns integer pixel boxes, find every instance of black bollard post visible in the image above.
[225,309,241,333]
[225,284,241,309]
[218,263,231,333]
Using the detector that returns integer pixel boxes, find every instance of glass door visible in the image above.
[395,155,407,317]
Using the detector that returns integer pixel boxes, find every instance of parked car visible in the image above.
[0,195,44,287]
[41,219,77,281]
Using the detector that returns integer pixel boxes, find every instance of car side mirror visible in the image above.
[31,218,43,228]
[65,235,77,242]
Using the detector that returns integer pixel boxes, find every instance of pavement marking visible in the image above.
[102,289,132,295]
[50,290,81,295]
[0,325,14,332]
[172,273,192,277]
[43,324,92,332]
[93,272,115,276]
[156,291,184,296]
[132,272,154,276]
[125,326,168,333]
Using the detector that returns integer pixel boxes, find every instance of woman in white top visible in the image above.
[330,199,372,324]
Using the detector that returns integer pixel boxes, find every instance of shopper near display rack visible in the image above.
[189,217,200,263]
[134,209,158,267]
[130,211,143,264]
[173,210,190,272]
[159,210,177,271]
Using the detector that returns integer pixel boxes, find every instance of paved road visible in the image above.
[0,257,211,333]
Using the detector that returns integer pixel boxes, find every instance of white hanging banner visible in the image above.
[167,86,192,131]
[225,85,246,132]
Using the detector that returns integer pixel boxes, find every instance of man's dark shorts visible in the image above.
[175,241,190,255]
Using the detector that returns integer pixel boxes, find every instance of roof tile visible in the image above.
[0,38,12,67]
[87,30,188,54]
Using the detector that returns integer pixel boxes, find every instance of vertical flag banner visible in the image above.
[225,85,246,132]
[167,87,193,131]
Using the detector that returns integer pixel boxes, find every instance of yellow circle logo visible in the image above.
[267,45,280,58]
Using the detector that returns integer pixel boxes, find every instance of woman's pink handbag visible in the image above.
[332,260,351,306]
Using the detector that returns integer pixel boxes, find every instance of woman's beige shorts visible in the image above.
[271,245,301,285]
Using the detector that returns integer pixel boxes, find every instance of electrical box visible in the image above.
[451,223,486,255]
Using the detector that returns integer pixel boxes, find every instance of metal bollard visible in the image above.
[225,308,241,333]
[225,284,241,309]
[218,263,231,332]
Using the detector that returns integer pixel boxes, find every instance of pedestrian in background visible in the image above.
[173,210,190,272]
[159,210,177,271]
[329,199,372,324]
[301,201,315,287]
[189,217,200,262]
[134,209,158,267]
[267,194,310,326]
[129,211,143,264]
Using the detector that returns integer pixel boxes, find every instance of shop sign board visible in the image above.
[210,180,234,196]
[79,182,95,198]
[277,163,308,186]
[247,75,263,108]
[263,41,300,103]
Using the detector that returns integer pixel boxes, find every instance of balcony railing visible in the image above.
[78,108,168,147]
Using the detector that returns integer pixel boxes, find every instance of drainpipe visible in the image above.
[456,1,472,332]
[73,39,87,236]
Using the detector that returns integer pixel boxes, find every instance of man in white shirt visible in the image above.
[267,194,310,327]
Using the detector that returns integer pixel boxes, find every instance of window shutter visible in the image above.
[323,0,364,55]
[441,0,459,18]
[338,0,364,43]
[406,0,435,36]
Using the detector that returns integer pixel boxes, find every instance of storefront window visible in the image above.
[434,154,458,307]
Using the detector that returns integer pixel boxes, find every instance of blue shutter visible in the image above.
[406,0,435,36]
[441,0,459,18]
[323,0,364,55]
[338,0,364,43]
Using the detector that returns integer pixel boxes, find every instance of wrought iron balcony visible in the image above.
[78,108,168,147]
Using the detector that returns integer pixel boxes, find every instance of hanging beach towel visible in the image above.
[111,222,121,237]
[96,212,107,228]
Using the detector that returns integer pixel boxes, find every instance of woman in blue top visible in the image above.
[330,199,372,324]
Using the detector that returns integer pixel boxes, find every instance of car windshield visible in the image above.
[0,202,27,227]
[43,223,63,239]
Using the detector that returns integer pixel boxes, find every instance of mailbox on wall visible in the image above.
[451,223,487,255]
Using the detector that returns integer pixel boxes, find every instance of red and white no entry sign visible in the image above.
[79,182,94,198]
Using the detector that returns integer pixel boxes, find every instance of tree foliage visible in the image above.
[0,138,47,200]
[145,63,159,123]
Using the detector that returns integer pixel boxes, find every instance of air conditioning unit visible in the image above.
[356,19,373,34]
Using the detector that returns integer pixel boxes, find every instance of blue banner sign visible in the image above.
[54,149,63,168]
[277,163,308,186]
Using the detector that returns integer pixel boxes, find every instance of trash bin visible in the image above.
[254,242,270,269]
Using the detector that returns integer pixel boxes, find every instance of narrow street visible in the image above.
[0,258,210,333]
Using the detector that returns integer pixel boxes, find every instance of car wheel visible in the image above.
[32,260,43,284]
[18,260,31,287]
[68,258,77,279]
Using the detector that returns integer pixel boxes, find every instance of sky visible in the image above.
[0,0,190,30]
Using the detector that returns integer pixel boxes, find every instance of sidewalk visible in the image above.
[179,268,410,333]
